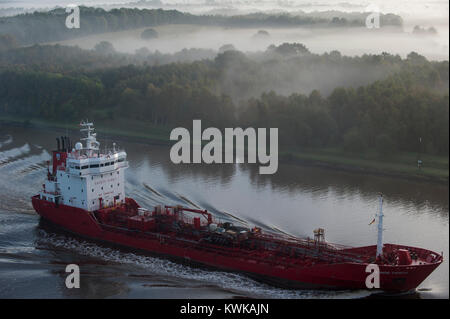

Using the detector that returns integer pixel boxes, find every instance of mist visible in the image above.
[52,23,448,61]
[2,1,448,60]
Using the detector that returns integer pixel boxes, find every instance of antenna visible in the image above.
[80,119,100,153]
[376,193,384,258]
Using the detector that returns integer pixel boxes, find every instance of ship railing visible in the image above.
[93,217,364,266]
[91,204,369,264]
[252,232,367,262]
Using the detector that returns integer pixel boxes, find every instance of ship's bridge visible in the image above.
[65,121,129,176]
[66,151,128,176]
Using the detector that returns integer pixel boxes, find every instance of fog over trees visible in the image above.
[0,5,448,158]
[0,41,448,156]
[0,7,403,46]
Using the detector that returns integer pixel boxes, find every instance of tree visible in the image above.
[141,28,158,39]
[218,44,236,53]
[94,41,115,55]
[0,34,18,52]
[375,134,396,157]
[343,128,367,153]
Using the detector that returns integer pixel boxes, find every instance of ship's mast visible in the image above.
[376,194,384,258]
[80,120,100,156]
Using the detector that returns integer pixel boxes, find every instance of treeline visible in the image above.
[239,83,449,155]
[0,7,402,46]
[3,42,447,101]
[0,44,448,156]
[0,70,104,120]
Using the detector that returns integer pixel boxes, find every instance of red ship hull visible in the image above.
[32,195,442,292]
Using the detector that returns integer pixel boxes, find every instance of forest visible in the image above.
[0,42,448,157]
[0,7,403,46]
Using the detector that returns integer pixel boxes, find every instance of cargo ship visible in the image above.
[32,121,443,292]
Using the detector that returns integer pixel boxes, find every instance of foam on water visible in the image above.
[1,150,51,175]
[35,229,372,299]
[0,144,30,164]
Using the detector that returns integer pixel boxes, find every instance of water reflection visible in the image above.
[0,124,448,298]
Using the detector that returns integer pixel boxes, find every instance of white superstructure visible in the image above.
[39,121,128,211]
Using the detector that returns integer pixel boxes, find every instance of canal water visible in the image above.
[0,125,448,298]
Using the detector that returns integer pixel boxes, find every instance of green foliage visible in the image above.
[266,42,310,56]
[94,41,115,55]
[0,34,18,52]
[141,28,159,39]
[375,134,396,157]
[0,70,103,120]
[343,128,367,153]
[0,44,448,157]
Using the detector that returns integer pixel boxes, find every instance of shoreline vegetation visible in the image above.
[1,115,447,184]
[0,7,448,185]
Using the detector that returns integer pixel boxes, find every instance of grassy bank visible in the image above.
[0,115,172,145]
[280,148,448,184]
[1,115,448,184]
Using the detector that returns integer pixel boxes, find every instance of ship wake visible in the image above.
[35,228,372,299]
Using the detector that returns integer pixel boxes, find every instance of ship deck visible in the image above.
[90,199,442,269]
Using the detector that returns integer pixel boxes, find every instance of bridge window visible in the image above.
[81,165,88,169]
